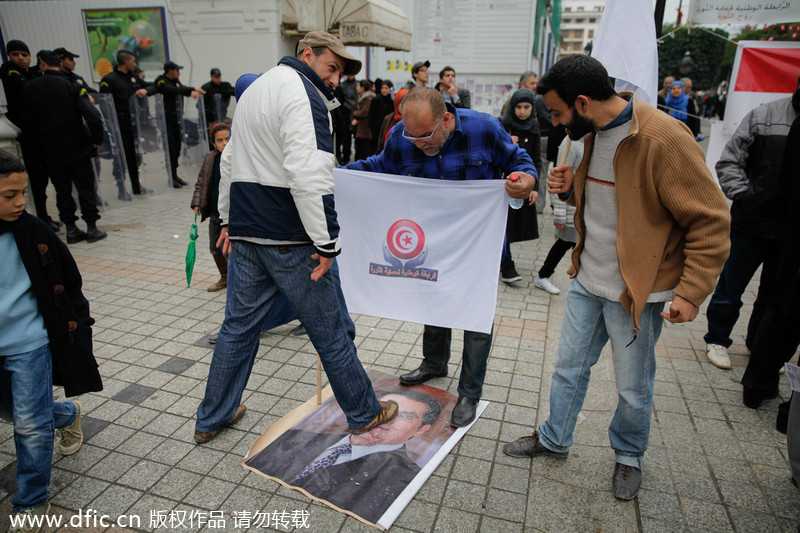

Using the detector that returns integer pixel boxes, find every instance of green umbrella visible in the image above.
[185,213,198,287]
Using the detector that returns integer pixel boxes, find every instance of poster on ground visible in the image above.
[244,369,487,530]
[82,7,169,83]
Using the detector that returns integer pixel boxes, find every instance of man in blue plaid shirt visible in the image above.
[345,87,537,427]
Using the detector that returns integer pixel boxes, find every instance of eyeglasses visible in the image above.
[402,117,443,142]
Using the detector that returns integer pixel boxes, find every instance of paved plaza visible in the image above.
[0,183,798,533]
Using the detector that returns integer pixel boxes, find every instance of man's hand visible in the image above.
[510,135,519,144]
[528,190,539,205]
[660,295,699,323]
[311,253,333,281]
[506,171,536,199]
[446,84,458,96]
[193,206,200,215]
[216,226,231,255]
[190,90,200,99]
[548,164,574,194]
[135,88,148,98]
[196,87,206,95]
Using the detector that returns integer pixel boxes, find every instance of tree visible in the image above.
[657,24,732,90]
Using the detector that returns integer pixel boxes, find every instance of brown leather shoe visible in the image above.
[347,400,398,435]
[206,278,227,292]
[194,404,246,444]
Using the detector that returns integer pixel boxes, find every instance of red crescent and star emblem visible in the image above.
[386,219,425,259]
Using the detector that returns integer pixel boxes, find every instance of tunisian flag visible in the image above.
[706,41,800,180]
[333,168,508,334]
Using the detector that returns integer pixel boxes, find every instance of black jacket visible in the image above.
[1,213,103,397]
[201,80,234,123]
[99,68,148,130]
[0,61,41,128]
[23,70,104,164]
[151,74,195,121]
[65,70,97,94]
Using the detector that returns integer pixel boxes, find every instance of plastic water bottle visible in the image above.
[508,173,524,209]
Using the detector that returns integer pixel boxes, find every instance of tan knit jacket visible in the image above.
[567,94,730,330]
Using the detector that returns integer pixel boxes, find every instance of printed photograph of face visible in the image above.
[244,369,458,525]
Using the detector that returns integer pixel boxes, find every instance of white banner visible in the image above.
[689,0,800,26]
[334,168,508,334]
[592,0,659,106]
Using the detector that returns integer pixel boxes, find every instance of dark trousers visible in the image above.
[704,230,780,349]
[539,238,576,279]
[334,116,352,164]
[47,159,100,224]
[354,138,372,162]
[166,119,182,183]
[20,138,52,221]
[421,325,492,399]
[116,127,142,194]
[741,299,800,396]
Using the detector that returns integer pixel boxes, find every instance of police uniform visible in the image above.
[1,51,55,227]
[151,67,196,187]
[100,68,148,195]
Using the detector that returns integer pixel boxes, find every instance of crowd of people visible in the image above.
[0,30,798,532]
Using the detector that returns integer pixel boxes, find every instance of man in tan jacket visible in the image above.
[503,55,730,500]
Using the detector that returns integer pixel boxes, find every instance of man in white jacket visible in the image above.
[194,31,398,444]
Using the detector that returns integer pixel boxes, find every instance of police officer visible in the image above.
[99,50,151,200]
[151,61,204,188]
[53,47,96,95]
[201,67,234,124]
[0,40,58,231]
[23,51,106,243]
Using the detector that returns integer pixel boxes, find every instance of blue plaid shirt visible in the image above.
[344,103,537,183]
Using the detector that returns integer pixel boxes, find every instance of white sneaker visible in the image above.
[706,344,731,369]
[534,276,561,295]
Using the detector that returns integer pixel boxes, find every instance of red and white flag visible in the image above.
[334,168,508,334]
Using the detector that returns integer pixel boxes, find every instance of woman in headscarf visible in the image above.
[497,88,542,284]
[665,80,689,123]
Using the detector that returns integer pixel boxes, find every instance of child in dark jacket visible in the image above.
[191,123,231,292]
[0,152,102,526]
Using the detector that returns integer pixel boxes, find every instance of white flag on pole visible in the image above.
[333,168,508,334]
[591,0,659,106]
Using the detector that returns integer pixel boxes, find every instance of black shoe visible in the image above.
[208,332,219,344]
[118,189,132,201]
[742,387,779,409]
[500,262,522,283]
[398,366,447,386]
[171,180,183,188]
[450,395,479,428]
[85,227,108,243]
[133,187,153,195]
[66,226,87,244]
[174,176,189,186]
[503,430,569,458]
[612,463,642,500]
[45,218,62,232]
[292,325,307,336]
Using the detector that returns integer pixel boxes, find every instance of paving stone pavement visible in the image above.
[1,186,798,533]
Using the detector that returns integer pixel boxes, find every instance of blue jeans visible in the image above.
[196,241,381,431]
[704,229,779,349]
[537,280,664,469]
[0,344,78,513]
[421,325,492,399]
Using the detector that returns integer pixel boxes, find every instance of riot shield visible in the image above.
[91,93,134,209]
[212,92,235,124]
[177,94,209,179]
[130,93,173,194]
